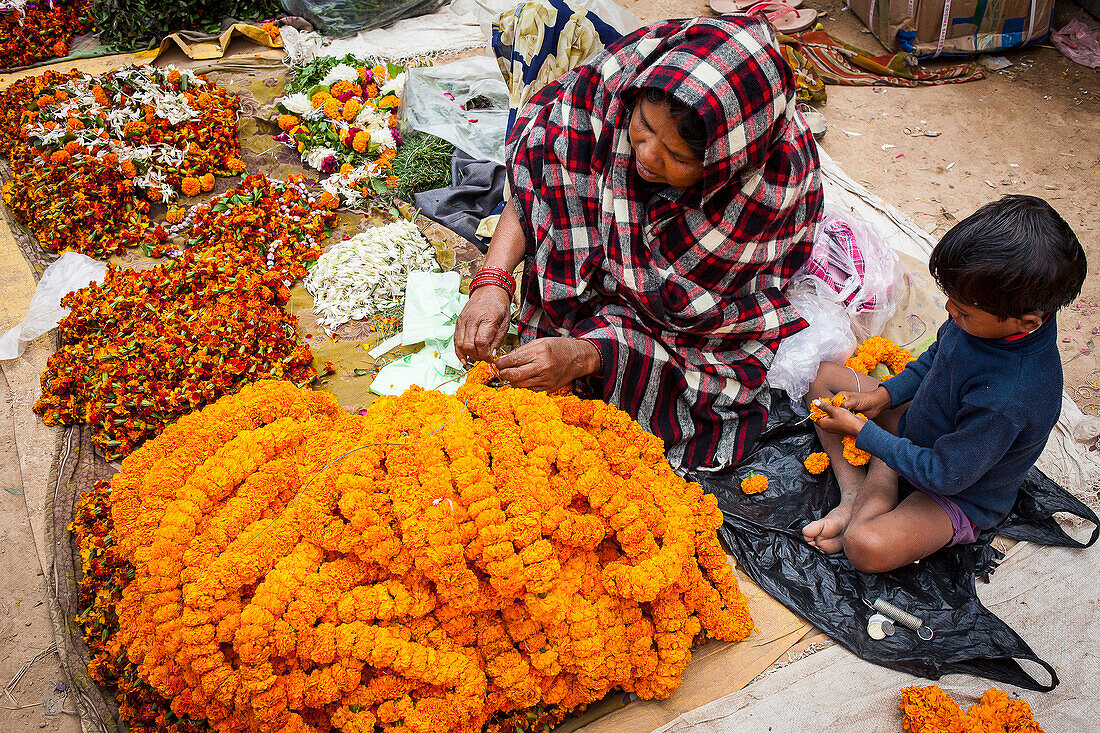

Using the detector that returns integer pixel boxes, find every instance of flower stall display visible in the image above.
[899,685,1044,733]
[303,219,438,333]
[0,65,243,258]
[0,0,93,69]
[70,369,753,733]
[274,55,406,207]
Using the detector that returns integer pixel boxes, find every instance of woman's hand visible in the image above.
[833,386,892,420]
[455,285,512,366]
[495,338,600,392]
[811,398,868,437]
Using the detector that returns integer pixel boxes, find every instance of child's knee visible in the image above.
[842,523,895,574]
[808,361,846,395]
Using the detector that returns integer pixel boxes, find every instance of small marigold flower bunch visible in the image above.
[740,472,768,494]
[804,452,830,474]
[71,374,753,733]
[846,336,914,378]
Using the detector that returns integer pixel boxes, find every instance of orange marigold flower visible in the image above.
[740,472,768,495]
[226,157,246,173]
[803,452,830,475]
[311,91,332,110]
[342,99,361,122]
[200,173,215,192]
[322,98,342,120]
[49,150,70,165]
[385,175,400,189]
[181,177,202,197]
[842,435,871,466]
[165,206,186,224]
[351,130,371,153]
[277,114,300,132]
[120,160,138,178]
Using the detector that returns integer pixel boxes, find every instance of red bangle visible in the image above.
[469,266,516,298]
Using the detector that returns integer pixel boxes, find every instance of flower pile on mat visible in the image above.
[72,370,751,733]
[899,685,1044,733]
[304,218,437,333]
[0,0,93,69]
[846,336,914,378]
[147,173,337,282]
[0,65,242,257]
[274,55,406,206]
[33,244,316,460]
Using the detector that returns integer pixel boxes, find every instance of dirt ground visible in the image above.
[0,2,1097,731]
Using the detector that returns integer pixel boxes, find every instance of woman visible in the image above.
[455,12,822,470]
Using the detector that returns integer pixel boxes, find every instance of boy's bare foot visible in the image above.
[803,503,853,555]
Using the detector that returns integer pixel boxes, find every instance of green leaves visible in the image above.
[95,0,282,52]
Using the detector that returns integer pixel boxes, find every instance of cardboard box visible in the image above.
[850,0,1056,57]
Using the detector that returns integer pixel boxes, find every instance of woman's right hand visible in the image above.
[833,386,892,420]
[455,285,513,366]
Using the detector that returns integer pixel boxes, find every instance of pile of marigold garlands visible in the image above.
[0,0,93,69]
[0,65,243,257]
[34,175,336,460]
[900,685,1044,733]
[70,368,752,733]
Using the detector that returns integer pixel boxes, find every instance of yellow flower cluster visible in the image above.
[900,685,1044,733]
[107,370,753,733]
[803,452,830,474]
[846,336,914,379]
[841,435,871,466]
[740,473,768,495]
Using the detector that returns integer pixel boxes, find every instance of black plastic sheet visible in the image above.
[692,392,1098,692]
[280,0,449,37]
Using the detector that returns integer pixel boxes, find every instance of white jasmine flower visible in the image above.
[380,72,406,98]
[320,64,360,87]
[279,93,313,116]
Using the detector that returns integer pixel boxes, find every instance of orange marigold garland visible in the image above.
[846,336,914,379]
[900,685,1044,733]
[70,375,752,733]
[804,452,830,474]
[0,65,242,257]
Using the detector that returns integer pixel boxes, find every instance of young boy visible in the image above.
[802,195,1087,573]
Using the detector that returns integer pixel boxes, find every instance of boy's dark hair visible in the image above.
[642,87,708,159]
[929,195,1086,319]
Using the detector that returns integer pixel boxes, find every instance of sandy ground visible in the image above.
[0,2,1097,731]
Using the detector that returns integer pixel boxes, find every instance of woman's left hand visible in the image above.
[494,338,601,392]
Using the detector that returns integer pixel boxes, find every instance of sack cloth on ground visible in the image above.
[691,391,1098,692]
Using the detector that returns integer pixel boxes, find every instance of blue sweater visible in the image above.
[855,315,1061,529]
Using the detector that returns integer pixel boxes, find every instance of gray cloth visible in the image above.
[413,149,505,252]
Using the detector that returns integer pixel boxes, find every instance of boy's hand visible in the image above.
[834,386,892,420]
[811,398,868,437]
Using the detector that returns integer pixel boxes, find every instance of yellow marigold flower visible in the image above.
[342,98,361,122]
[165,206,185,224]
[352,130,371,153]
[277,114,300,132]
[310,91,331,109]
[842,435,871,466]
[323,98,342,120]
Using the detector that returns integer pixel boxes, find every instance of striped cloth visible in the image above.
[504,11,823,470]
[778,29,984,104]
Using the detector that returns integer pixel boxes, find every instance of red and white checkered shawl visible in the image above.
[508,15,823,469]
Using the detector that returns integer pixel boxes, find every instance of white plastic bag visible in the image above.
[804,207,904,341]
[401,56,512,164]
[0,252,107,360]
[768,275,857,413]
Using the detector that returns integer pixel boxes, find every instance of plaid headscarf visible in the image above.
[508,15,823,469]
